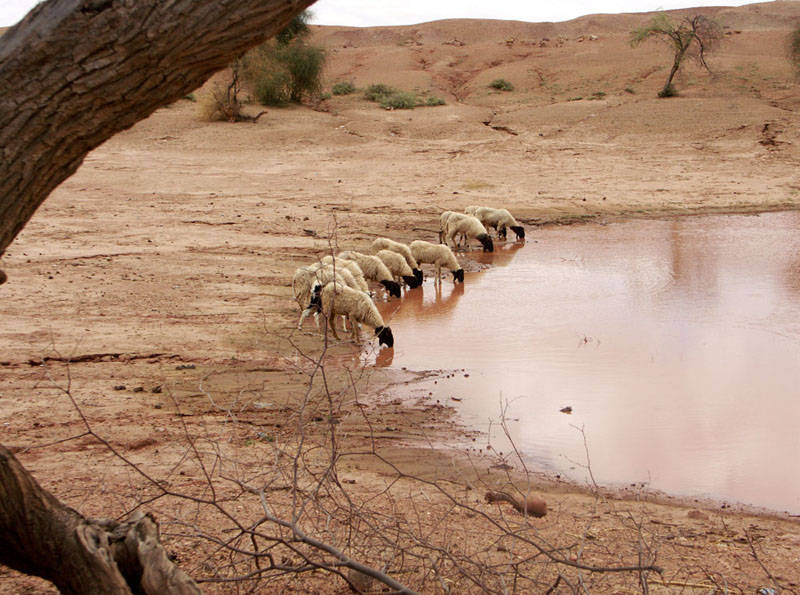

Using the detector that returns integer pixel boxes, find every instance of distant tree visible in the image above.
[630,13,723,97]
[789,24,800,79]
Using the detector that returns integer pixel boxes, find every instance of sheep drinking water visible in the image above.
[370,237,423,284]
[306,281,394,348]
[409,240,464,283]
[441,212,494,252]
[467,206,525,240]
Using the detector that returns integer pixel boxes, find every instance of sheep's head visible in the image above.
[477,233,494,252]
[413,268,423,285]
[380,279,402,298]
[0,269,6,286]
[375,326,394,348]
[510,225,525,240]
[453,268,465,283]
[403,275,421,289]
[308,283,323,311]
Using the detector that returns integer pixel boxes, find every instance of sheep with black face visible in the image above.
[442,212,494,252]
[337,250,402,297]
[468,206,525,241]
[370,237,423,284]
[306,281,394,348]
[375,249,422,289]
[409,240,464,283]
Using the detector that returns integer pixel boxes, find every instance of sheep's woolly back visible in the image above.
[443,213,489,242]
[318,257,370,292]
[320,282,386,330]
[338,251,393,283]
[371,238,418,269]
[464,205,480,215]
[292,265,347,307]
[375,249,414,279]
[473,206,519,229]
[439,210,458,233]
[409,240,460,271]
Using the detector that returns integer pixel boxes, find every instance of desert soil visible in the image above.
[1,3,800,592]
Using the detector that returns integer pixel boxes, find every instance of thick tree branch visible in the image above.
[0,0,316,258]
[0,444,201,594]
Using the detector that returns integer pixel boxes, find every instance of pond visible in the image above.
[374,211,800,514]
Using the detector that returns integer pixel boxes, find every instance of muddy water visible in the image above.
[374,212,800,513]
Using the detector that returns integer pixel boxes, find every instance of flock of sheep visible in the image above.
[291,206,525,349]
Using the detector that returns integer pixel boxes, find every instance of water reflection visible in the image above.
[371,212,800,513]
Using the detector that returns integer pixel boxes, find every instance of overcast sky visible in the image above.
[1,0,755,28]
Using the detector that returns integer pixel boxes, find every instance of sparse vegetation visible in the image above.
[241,11,326,106]
[589,91,607,100]
[363,83,397,102]
[624,86,636,94]
[658,83,678,97]
[630,13,723,97]
[198,65,266,122]
[789,25,800,78]
[489,78,514,91]
[425,96,446,106]
[380,91,419,109]
[331,80,356,95]
[362,84,445,109]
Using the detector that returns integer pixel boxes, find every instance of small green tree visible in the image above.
[241,10,326,106]
[630,13,723,97]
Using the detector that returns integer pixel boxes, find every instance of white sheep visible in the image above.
[305,281,394,348]
[375,249,421,288]
[442,212,494,252]
[337,250,402,297]
[438,210,462,244]
[469,206,525,241]
[409,240,464,283]
[314,257,370,293]
[370,237,422,284]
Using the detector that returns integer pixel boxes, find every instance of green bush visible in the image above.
[380,92,419,110]
[425,96,446,106]
[363,83,397,102]
[332,81,356,95]
[489,78,514,91]
[243,40,326,106]
[364,84,395,102]
[624,86,636,94]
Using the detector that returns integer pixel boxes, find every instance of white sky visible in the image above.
[1,0,756,28]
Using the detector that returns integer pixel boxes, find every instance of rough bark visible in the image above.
[0,444,201,593]
[0,0,316,258]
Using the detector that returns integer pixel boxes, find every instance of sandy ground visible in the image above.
[2,4,800,592]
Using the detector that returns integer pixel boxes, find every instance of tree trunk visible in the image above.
[0,444,201,593]
[661,44,690,96]
[0,1,314,588]
[0,0,315,258]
